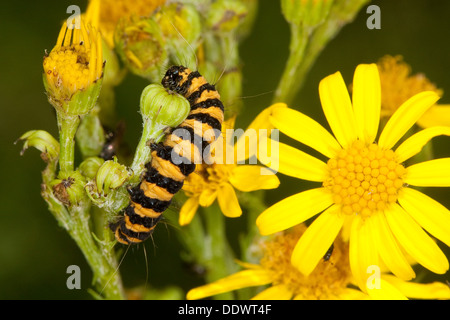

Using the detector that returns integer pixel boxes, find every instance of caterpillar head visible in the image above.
[161,65,188,94]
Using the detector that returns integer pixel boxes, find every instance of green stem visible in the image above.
[273,24,309,105]
[202,204,237,300]
[238,191,268,264]
[57,113,81,174]
[176,203,237,299]
[293,0,370,94]
[219,34,243,118]
[68,203,125,299]
[104,117,168,215]
[236,191,269,300]
[41,184,125,299]
[130,118,166,184]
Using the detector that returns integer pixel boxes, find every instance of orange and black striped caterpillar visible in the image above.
[111,65,224,244]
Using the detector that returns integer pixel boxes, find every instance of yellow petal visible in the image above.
[398,188,450,247]
[382,274,450,300]
[368,213,415,280]
[256,188,334,235]
[340,215,353,242]
[404,158,450,187]
[186,269,274,300]
[234,260,261,270]
[385,203,449,274]
[260,140,328,182]
[416,104,450,128]
[269,107,341,159]
[352,64,381,144]
[319,71,358,148]
[395,126,450,163]
[378,91,440,150]
[291,205,344,276]
[179,196,199,226]
[217,183,242,217]
[199,188,217,207]
[251,284,293,300]
[229,165,280,192]
[349,215,379,291]
[366,278,408,300]
[338,288,370,300]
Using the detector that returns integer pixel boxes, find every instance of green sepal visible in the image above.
[79,157,105,180]
[95,157,130,195]
[16,130,60,163]
[43,74,103,118]
[140,84,191,130]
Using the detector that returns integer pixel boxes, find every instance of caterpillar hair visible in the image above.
[110,65,224,245]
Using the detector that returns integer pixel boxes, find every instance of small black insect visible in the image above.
[323,243,334,261]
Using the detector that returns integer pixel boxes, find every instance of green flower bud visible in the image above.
[96,40,127,128]
[95,158,130,195]
[16,130,59,163]
[79,157,105,180]
[140,84,191,130]
[101,40,124,88]
[206,0,248,33]
[154,2,202,68]
[75,105,106,158]
[50,171,87,206]
[217,70,243,118]
[236,0,258,42]
[156,2,202,45]
[114,16,168,81]
[281,0,334,29]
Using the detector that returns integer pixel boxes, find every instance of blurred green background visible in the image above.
[1,0,449,299]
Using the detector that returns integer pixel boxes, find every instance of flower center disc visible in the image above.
[323,140,406,217]
[44,46,91,93]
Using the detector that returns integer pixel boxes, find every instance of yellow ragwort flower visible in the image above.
[187,225,450,300]
[85,0,166,48]
[377,55,450,128]
[43,18,103,114]
[256,64,450,291]
[179,106,284,226]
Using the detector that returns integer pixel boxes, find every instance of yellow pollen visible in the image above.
[323,141,406,217]
[43,20,103,100]
[260,225,352,299]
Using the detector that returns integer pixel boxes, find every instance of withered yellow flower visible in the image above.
[377,55,450,128]
[43,19,103,116]
[85,0,166,48]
